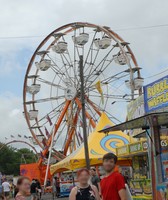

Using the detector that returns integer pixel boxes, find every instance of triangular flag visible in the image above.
[45,126,50,138]
[46,114,53,126]
[42,138,47,147]
[95,80,104,104]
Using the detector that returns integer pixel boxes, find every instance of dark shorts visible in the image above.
[4,192,10,197]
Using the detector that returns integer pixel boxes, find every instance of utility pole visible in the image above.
[79,55,90,169]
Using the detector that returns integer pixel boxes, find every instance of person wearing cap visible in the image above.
[90,167,101,196]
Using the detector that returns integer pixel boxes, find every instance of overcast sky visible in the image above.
[0,0,168,149]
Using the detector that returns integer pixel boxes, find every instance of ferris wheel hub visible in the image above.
[65,86,77,100]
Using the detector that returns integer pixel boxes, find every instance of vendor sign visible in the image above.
[129,142,142,154]
[144,75,168,113]
[116,146,129,156]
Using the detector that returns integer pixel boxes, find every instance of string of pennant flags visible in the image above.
[5,134,29,140]
[4,114,54,140]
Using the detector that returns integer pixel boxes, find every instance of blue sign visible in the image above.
[143,75,168,113]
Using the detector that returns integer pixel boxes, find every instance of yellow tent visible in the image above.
[50,113,130,174]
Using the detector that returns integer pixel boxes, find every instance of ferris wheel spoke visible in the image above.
[83,48,100,80]
[51,65,65,76]
[85,102,99,123]
[59,53,77,85]
[83,30,97,69]
[88,89,130,100]
[47,54,65,75]
[107,74,130,84]
[85,47,115,88]
[86,74,130,96]
[25,96,65,104]
[88,100,121,123]
[85,96,101,116]
[31,101,66,128]
[47,54,74,84]
[101,70,128,84]
[37,77,66,90]
[66,48,78,83]
[104,110,122,123]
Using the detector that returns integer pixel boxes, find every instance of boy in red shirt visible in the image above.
[100,153,127,200]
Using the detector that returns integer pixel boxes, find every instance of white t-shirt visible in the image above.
[2,182,10,192]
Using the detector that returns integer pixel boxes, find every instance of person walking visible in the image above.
[35,180,42,200]
[69,168,100,200]
[2,179,10,200]
[90,168,101,196]
[53,177,60,198]
[15,177,31,200]
[100,153,127,200]
[30,179,37,200]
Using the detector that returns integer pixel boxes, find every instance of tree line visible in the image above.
[0,143,36,176]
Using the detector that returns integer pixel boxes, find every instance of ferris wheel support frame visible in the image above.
[38,100,71,166]
[63,108,80,155]
[79,55,90,169]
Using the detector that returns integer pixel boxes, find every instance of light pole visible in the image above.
[79,55,90,169]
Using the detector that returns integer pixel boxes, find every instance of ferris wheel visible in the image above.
[23,22,143,161]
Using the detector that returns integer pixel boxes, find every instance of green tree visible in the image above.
[0,143,37,176]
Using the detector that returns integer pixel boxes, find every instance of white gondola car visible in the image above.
[72,33,89,45]
[113,55,120,64]
[94,37,111,49]
[125,80,131,89]
[28,110,38,120]
[114,52,131,65]
[35,59,51,71]
[52,41,68,54]
[134,78,144,90]
[27,84,41,95]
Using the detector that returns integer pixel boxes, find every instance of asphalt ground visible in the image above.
[42,193,68,200]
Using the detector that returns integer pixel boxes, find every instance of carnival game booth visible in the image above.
[50,113,132,197]
[116,140,152,200]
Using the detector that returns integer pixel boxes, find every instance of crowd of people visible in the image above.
[0,178,42,200]
[0,152,130,200]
